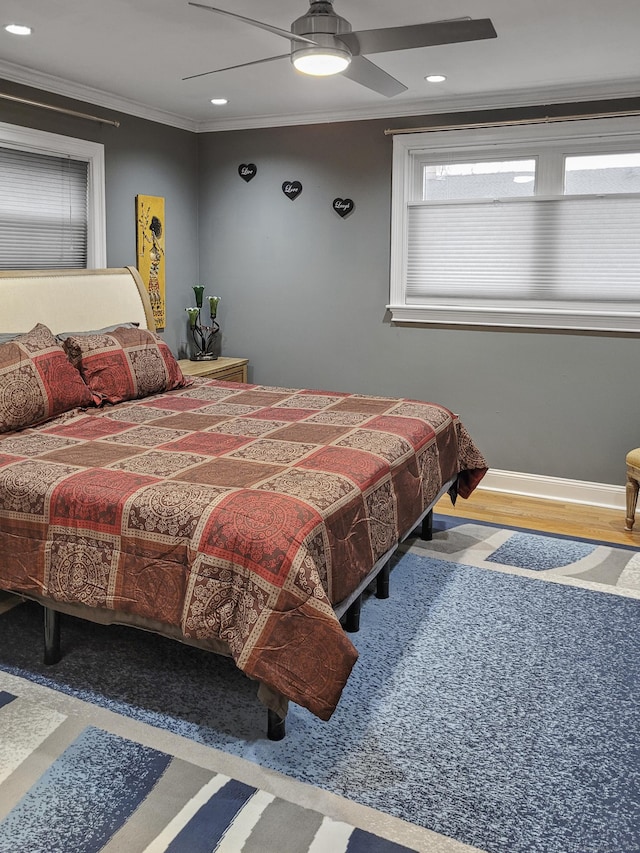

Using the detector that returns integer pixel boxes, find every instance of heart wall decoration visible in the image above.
[238,163,257,182]
[333,198,355,218]
[282,180,302,201]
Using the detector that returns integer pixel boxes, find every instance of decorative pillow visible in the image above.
[0,323,94,434]
[63,326,189,405]
[56,322,139,343]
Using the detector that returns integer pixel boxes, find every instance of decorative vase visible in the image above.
[185,288,220,361]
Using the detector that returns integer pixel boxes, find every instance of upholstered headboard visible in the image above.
[0,266,155,335]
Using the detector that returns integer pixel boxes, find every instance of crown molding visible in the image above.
[195,78,640,132]
[1,57,638,134]
[0,60,198,132]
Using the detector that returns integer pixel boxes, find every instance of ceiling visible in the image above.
[0,0,639,132]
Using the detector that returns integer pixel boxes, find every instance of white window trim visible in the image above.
[0,121,106,268]
[389,117,640,332]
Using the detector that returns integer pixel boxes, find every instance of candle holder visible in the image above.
[185,287,220,361]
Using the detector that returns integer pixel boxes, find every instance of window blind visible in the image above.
[406,194,640,303]
[0,146,88,269]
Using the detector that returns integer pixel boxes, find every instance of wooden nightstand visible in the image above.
[178,357,248,383]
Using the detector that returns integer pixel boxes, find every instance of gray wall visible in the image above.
[0,79,199,355]
[2,79,638,486]
[197,108,640,487]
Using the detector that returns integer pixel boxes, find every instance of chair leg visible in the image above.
[625,474,639,531]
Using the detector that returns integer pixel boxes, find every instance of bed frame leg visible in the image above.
[267,709,286,741]
[376,561,390,599]
[43,607,61,665]
[421,509,434,541]
[344,593,362,633]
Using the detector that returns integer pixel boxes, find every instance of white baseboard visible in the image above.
[478,469,626,511]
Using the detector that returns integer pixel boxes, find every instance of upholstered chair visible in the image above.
[625,448,640,530]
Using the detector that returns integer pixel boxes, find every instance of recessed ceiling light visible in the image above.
[513,175,535,183]
[425,74,446,83]
[210,98,228,106]
[5,23,32,35]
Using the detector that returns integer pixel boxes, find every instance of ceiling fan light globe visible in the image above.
[293,50,351,76]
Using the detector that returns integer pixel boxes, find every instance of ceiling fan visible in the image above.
[184,0,497,97]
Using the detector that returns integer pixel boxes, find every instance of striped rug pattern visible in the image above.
[0,688,415,853]
[4,519,638,853]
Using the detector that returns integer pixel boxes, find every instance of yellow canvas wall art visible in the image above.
[136,195,166,330]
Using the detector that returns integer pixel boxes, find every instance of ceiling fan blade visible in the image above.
[341,56,407,98]
[187,3,317,45]
[342,18,497,56]
[183,54,290,81]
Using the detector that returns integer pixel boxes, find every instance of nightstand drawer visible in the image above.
[178,357,248,383]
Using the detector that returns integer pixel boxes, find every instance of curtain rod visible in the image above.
[384,108,640,136]
[0,92,120,127]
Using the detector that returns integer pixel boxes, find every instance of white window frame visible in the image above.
[0,121,106,268]
[389,116,640,332]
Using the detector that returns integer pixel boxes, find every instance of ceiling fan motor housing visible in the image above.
[290,0,354,68]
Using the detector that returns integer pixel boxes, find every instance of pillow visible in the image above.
[1,324,139,347]
[56,322,139,343]
[0,323,94,434]
[63,326,189,405]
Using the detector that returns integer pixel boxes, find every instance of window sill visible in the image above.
[387,302,640,333]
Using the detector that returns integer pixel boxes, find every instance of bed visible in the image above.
[0,266,487,738]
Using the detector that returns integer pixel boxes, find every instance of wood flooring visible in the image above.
[436,488,639,547]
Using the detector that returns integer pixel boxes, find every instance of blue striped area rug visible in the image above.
[1,517,639,853]
[0,682,417,853]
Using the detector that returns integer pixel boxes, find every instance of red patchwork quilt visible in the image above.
[0,379,486,719]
